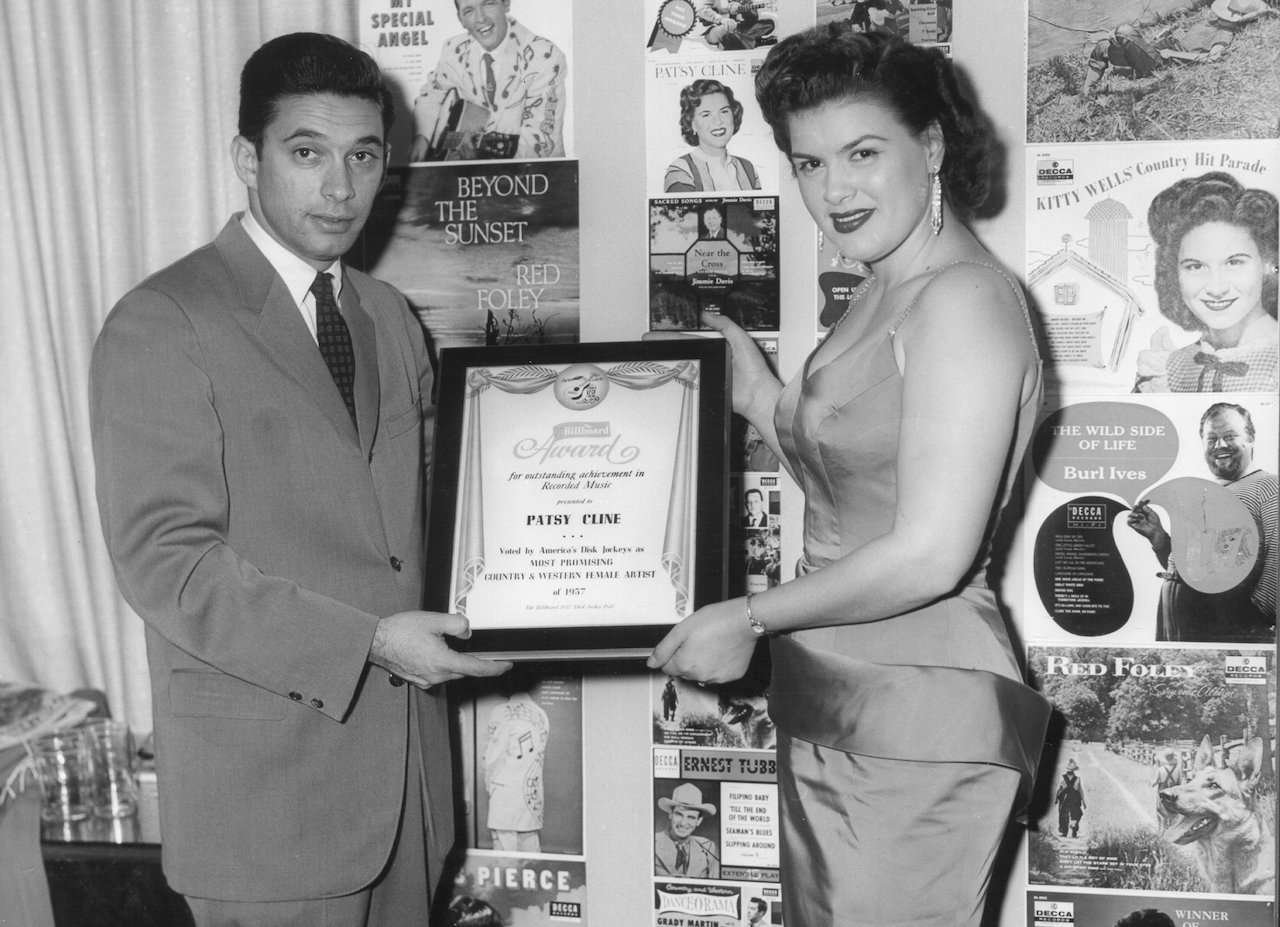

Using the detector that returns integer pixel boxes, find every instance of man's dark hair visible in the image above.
[1114,909,1175,927]
[1200,402,1255,442]
[444,895,504,927]
[239,33,394,153]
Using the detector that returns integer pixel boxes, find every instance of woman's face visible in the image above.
[787,96,940,269]
[1177,220,1267,346]
[691,92,735,152]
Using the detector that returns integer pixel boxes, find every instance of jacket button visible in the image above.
[310,698,324,709]
[288,691,302,701]
[389,556,402,571]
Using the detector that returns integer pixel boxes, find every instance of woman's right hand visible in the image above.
[700,311,780,419]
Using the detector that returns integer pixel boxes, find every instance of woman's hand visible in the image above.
[699,311,780,419]
[647,597,760,684]
[642,312,788,474]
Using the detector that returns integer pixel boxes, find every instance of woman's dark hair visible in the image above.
[1148,171,1278,332]
[754,26,990,218]
[679,79,745,146]
[239,33,395,154]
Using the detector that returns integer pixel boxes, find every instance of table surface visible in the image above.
[41,770,161,847]
[39,771,194,927]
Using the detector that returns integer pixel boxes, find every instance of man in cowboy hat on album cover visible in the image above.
[655,782,721,878]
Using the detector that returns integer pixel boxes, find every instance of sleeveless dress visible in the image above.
[769,262,1051,926]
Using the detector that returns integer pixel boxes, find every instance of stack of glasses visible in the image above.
[31,720,138,823]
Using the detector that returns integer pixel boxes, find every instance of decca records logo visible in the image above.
[1225,655,1269,685]
[1037,160,1074,185]
[549,900,582,921]
[653,747,681,778]
[1066,502,1107,529]
[1032,899,1074,926]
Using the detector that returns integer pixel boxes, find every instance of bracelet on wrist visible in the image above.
[745,591,768,636]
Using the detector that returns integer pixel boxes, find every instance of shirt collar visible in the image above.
[689,147,732,168]
[240,209,342,307]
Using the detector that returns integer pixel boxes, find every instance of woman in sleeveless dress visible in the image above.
[648,27,1051,926]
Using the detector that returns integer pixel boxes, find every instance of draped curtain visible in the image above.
[0,0,356,733]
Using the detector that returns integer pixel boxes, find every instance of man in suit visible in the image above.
[700,204,727,240]
[90,33,510,926]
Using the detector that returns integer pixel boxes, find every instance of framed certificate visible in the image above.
[425,340,729,659]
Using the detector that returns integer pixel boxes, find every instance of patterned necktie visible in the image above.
[675,843,689,874]
[482,53,496,109]
[311,272,358,429]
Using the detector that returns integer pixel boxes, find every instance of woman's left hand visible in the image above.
[647,598,760,684]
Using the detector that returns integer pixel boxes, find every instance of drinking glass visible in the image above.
[31,730,93,822]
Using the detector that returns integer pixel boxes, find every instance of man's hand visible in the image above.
[1126,501,1167,543]
[371,611,512,687]
[1127,501,1172,567]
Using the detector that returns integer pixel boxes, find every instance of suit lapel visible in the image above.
[214,219,363,445]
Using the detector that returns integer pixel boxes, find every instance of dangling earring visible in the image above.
[818,229,824,253]
[929,168,943,236]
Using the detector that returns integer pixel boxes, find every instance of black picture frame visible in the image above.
[426,339,729,659]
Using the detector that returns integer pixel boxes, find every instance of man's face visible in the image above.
[667,806,703,840]
[1202,409,1254,482]
[748,901,767,924]
[233,93,386,270]
[457,0,510,52]
[746,491,764,516]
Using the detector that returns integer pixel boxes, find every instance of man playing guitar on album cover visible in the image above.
[697,0,777,50]
[409,0,567,162]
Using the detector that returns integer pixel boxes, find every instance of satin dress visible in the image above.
[769,262,1051,926]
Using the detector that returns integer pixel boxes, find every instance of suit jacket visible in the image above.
[90,217,453,902]
[654,830,720,879]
